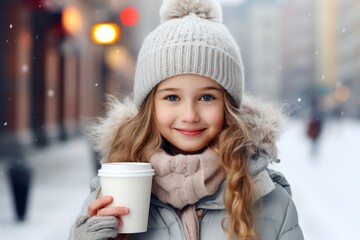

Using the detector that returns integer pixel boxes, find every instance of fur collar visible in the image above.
[88,95,287,172]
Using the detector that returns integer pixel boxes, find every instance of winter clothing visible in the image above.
[133,0,244,108]
[69,0,304,239]
[149,148,226,240]
[73,215,118,240]
[149,148,225,209]
[69,171,302,240]
[68,96,304,240]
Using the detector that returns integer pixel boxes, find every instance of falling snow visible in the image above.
[342,28,346,33]
[315,51,319,55]
[9,24,13,29]
[321,75,325,79]
[47,89,54,97]
[3,122,7,126]
[95,83,98,87]
[22,64,29,72]
[297,97,302,102]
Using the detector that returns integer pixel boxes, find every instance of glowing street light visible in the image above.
[91,23,120,44]
[62,5,83,36]
[334,85,350,102]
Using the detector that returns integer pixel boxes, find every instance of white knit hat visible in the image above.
[133,0,244,107]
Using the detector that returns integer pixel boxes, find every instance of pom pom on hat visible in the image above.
[160,0,222,23]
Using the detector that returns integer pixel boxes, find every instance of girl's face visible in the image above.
[154,74,225,154]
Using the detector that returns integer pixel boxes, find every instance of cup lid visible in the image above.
[98,162,155,177]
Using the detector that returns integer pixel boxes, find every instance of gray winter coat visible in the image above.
[69,96,304,240]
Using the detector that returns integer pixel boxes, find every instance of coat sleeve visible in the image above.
[278,197,304,240]
[68,177,101,240]
[268,170,304,240]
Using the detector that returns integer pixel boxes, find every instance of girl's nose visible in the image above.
[180,103,200,122]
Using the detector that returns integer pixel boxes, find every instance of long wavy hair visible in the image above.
[107,87,257,240]
[218,93,258,240]
[106,89,161,163]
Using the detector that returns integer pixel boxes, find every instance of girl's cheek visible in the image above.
[156,109,174,126]
[207,109,224,127]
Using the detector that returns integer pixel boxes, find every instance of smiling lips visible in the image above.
[174,128,206,136]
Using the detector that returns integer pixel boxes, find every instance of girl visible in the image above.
[70,0,304,239]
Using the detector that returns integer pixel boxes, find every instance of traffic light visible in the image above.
[90,6,138,44]
[120,7,139,26]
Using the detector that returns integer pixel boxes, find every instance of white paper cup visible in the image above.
[98,162,155,233]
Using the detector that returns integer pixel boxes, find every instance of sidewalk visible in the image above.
[0,137,95,240]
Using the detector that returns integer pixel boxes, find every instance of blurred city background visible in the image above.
[0,0,359,239]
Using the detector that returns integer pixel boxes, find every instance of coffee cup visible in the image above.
[98,162,155,233]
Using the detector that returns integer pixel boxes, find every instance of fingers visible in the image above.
[87,196,130,223]
[97,206,130,226]
[97,206,130,217]
[87,196,113,216]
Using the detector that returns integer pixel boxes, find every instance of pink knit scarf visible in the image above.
[149,148,225,240]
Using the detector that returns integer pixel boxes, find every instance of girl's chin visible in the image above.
[168,145,207,155]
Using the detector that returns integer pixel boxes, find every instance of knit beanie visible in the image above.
[133,0,244,107]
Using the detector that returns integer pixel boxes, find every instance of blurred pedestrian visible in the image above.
[306,108,323,155]
[69,0,304,239]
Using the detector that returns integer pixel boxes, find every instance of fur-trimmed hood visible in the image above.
[88,95,287,174]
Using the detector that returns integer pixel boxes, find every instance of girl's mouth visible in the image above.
[174,128,205,136]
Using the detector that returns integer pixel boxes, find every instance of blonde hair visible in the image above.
[106,90,161,163]
[107,88,257,240]
[218,93,258,240]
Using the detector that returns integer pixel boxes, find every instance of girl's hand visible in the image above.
[88,196,130,226]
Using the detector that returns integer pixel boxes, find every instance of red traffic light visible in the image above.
[120,7,139,26]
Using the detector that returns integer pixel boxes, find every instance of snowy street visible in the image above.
[0,119,359,240]
[0,137,94,240]
[274,119,359,240]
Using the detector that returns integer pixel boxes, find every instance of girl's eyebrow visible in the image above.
[201,86,223,92]
[156,88,179,92]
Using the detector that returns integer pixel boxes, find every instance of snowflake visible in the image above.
[47,89,54,97]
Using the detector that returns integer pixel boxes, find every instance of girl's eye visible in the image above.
[200,95,214,101]
[166,95,179,101]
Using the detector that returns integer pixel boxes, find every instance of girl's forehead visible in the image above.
[157,74,222,89]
